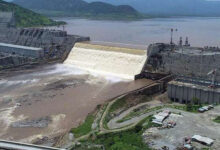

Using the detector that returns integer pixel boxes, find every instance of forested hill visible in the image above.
[13,0,147,20]
[85,0,220,17]
[0,0,64,27]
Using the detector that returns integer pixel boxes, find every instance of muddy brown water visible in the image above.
[0,64,153,142]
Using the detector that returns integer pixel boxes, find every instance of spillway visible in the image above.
[64,43,147,80]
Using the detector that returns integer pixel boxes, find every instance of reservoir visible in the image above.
[50,17,220,47]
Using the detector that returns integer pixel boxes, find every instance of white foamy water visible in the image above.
[0,64,90,93]
[86,71,130,85]
[33,64,88,76]
[0,62,127,93]
[64,43,147,80]
[0,105,26,137]
[0,79,39,87]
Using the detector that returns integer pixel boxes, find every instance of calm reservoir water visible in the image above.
[49,17,220,47]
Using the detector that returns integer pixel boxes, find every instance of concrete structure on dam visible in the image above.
[146,43,220,104]
[2,28,89,54]
[147,43,220,82]
[0,12,15,42]
[0,42,44,58]
[0,12,15,31]
[0,11,89,69]
[0,28,89,60]
[168,79,220,104]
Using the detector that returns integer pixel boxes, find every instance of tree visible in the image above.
[186,103,193,111]
[192,97,199,105]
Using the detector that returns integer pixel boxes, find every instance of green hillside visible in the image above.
[13,0,149,20]
[0,0,65,27]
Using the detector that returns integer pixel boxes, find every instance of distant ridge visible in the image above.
[0,0,64,27]
[13,0,148,20]
[85,0,220,17]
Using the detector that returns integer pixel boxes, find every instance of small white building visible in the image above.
[152,110,170,125]
[192,135,214,146]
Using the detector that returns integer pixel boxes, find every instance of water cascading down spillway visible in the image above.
[64,42,147,80]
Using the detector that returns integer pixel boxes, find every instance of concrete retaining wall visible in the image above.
[0,55,30,68]
[0,28,90,60]
[134,83,163,96]
[147,43,220,82]
[0,28,89,50]
[168,82,220,104]
[161,52,220,81]
[0,43,44,58]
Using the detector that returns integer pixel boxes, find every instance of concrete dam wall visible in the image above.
[0,26,89,69]
[147,43,220,82]
[0,28,89,60]
[64,43,147,80]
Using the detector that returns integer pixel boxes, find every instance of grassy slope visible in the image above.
[0,0,65,27]
[75,116,155,150]
[213,116,220,123]
[92,130,151,150]
[70,114,95,138]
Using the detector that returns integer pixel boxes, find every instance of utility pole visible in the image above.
[179,36,184,54]
[170,28,173,44]
[62,25,65,31]
[184,37,190,47]
[200,49,204,77]
[179,37,183,47]
[170,28,178,45]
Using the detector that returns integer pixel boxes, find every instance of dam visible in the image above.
[64,42,147,80]
[0,13,153,144]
